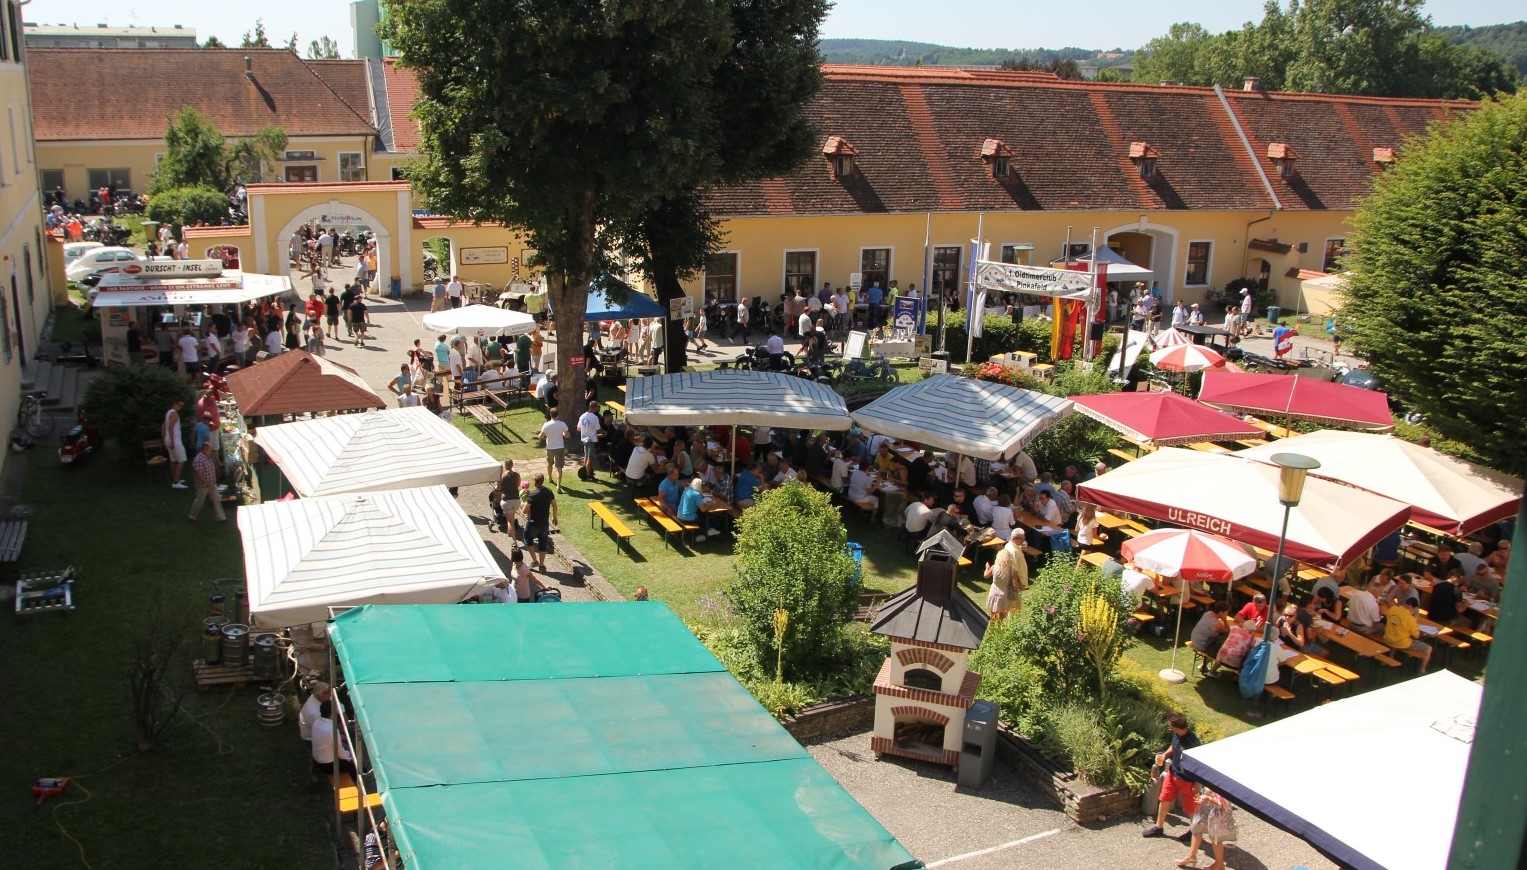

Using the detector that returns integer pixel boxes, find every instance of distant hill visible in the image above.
[1437,22,1527,77]
[818,38,1127,69]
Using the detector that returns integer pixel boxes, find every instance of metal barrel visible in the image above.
[234,589,249,626]
[209,593,225,618]
[251,634,281,680]
[202,622,223,664]
[255,693,286,728]
[221,623,250,667]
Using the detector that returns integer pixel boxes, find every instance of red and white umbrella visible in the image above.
[1149,343,1226,372]
[1151,327,1193,349]
[1122,527,1257,582]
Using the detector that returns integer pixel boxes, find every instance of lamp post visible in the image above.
[1265,453,1321,642]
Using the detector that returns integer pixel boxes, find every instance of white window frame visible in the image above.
[999,243,1034,266]
[6,104,15,174]
[858,245,893,291]
[1322,237,1347,273]
[781,248,819,296]
[931,243,963,296]
[338,151,366,182]
[1184,239,1214,287]
[702,250,740,302]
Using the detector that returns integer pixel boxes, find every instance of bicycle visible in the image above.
[17,392,54,439]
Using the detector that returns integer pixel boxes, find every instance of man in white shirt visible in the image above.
[309,701,357,776]
[797,309,813,341]
[972,487,997,526]
[446,275,465,309]
[904,492,937,536]
[317,230,334,265]
[398,384,422,408]
[1011,450,1038,483]
[765,330,785,368]
[538,407,570,491]
[488,578,517,604]
[1034,490,1063,526]
[1345,584,1383,634]
[576,400,602,481]
[626,436,658,485]
[829,452,851,491]
[448,339,465,385]
[464,334,484,371]
[176,330,200,381]
[297,681,332,741]
[265,328,283,356]
[846,465,879,521]
[203,331,222,369]
[954,454,977,489]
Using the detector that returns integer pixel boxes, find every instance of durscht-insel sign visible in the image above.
[122,259,225,278]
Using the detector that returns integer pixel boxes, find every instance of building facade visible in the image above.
[23,24,199,50]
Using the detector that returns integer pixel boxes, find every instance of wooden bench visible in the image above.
[589,502,635,557]
[1264,684,1296,705]
[1186,641,1236,679]
[633,497,698,549]
[328,772,383,815]
[605,400,626,419]
[1107,448,1137,464]
[464,404,506,438]
[0,520,28,562]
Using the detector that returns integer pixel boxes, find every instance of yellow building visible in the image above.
[0,9,54,451]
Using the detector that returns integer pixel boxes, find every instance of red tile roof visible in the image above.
[706,71,1473,216]
[381,58,423,152]
[28,48,376,141]
[225,350,384,417]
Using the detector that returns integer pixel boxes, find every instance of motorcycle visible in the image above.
[58,411,101,465]
[53,339,99,368]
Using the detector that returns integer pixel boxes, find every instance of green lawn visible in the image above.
[0,446,331,869]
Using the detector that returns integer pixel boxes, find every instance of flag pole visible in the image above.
[966,213,985,365]
[1085,227,1100,360]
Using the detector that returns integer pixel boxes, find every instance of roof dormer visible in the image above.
[823,136,859,178]
[1373,146,1396,167]
[1128,141,1160,179]
[1267,142,1299,179]
[980,138,1014,179]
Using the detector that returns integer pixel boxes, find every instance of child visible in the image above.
[487,484,506,533]
[1180,788,1237,869]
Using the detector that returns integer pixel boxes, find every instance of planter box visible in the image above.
[995,725,1138,824]
[780,695,875,741]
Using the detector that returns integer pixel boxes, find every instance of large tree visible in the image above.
[1338,91,1527,475]
[615,0,827,373]
[150,107,286,194]
[381,0,801,402]
[1133,0,1517,98]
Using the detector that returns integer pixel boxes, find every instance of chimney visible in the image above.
[1243,76,1262,92]
[244,56,253,81]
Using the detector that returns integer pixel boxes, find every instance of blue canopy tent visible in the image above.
[579,273,666,321]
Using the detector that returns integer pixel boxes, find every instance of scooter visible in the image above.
[58,411,101,465]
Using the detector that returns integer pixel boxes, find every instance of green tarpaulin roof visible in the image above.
[330,604,917,870]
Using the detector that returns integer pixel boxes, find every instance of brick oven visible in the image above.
[869,531,989,768]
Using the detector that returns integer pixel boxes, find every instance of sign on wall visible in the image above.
[460,246,509,265]
[121,259,225,278]
[317,213,371,226]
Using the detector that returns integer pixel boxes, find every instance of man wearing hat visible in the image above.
[1188,302,1205,326]
[298,681,333,742]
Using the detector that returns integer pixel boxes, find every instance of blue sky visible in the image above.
[34,0,1524,57]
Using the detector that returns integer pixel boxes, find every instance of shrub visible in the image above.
[931,310,1119,365]
[81,365,195,451]
[146,185,230,230]
[729,481,858,679]
[689,618,888,719]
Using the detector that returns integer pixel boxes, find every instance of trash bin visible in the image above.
[845,542,864,588]
[390,276,403,300]
[1266,305,1282,324]
[958,700,999,789]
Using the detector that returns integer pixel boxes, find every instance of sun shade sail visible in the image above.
[253,407,499,497]
[1183,671,1479,870]
[624,370,852,430]
[330,604,915,870]
[1071,392,1263,447]
[421,303,537,337]
[1076,448,1410,568]
[1237,430,1522,536]
[1198,370,1393,430]
[851,374,1073,460]
[238,486,500,628]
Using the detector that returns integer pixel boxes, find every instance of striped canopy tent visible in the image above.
[238,486,501,628]
[624,371,852,430]
[850,374,1074,460]
[253,407,500,497]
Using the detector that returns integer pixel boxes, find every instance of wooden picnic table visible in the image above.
[1095,512,1134,530]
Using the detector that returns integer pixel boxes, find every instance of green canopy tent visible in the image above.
[329,603,917,869]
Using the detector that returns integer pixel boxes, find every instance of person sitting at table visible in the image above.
[904,491,938,538]
[1368,568,1398,605]
[1383,596,1432,674]
[657,467,685,513]
[971,487,998,526]
[1008,448,1038,484]
[1190,601,1232,676]
[907,450,933,493]
[1424,544,1462,583]
[1429,567,1466,626]
[1034,490,1063,527]
[1278,600,1324,657]
[805,435,832,480]
[699,459,732,503]
[846,464,880,522]
[872,443,897,476]
[625,436,660,488]
[1485,539,1510,575]
[1346,580,1384,635]
[735,463,764,508]
[677,477,714,537]
[1055,481,1078,525]
[827,449,851,493]
[989,494,1016,543]
[1384,573,1421,609]
[670,439,694,479]
[1465,563,1501,603]
[949,452,977,490]
[1236,593,1269,629]
[1311,586,1343,624]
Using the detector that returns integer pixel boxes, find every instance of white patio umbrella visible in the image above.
[1149,342,1226,372]
[1122,528,1258,683]
[422,303,537,337]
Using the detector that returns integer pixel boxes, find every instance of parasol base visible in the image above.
[1158,668,1188,684]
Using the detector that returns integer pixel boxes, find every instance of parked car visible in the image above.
[66,246,141,283]
[62,241,104,267]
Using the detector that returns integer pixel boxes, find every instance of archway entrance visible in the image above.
[1105,223,1178,301]
[422,236,453,285]
[269,202,394,297]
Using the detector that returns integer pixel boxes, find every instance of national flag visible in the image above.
[1272,325,1296,358]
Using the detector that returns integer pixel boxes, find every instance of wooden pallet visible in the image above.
[0,520,30,562]
[193,659,257,690]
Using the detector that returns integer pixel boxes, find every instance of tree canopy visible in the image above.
[1134,0,1518,98]
[151,107,286,194]
[1339,92,1527,475]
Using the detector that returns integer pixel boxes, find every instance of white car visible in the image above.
[67,246,142,283]
[62,241,104,267]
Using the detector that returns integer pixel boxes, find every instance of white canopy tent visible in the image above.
[1055,246,1153,282]
[1183,671,1480,870]
[239,485,502,629]
[624,371,852,430]
[1076,448,1411,568]
[421,303,538,337]
[253,407,500,497]
[1237,430,1522,537]
[92,271,292,307]
[850,374,1074,461]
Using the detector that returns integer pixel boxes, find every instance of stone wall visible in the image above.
[995,726,1138,824]
[780,695,875,741]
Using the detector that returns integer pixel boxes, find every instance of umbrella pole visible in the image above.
[730,426,737,504]
[1159,581,1189,684]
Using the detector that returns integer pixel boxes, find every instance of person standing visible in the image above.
[523,473,559,572]
[446,274,464,309]
[577,400,601,481]
[983,528,1028,615]
[176,330,200,382]
[187,441,226,522]
[388,364,413,406]
[164,399,188,489]
[1142,713,1202,838]
[317,228,334,266]
[430,278,447,313]
[498,459,523,547]
[538,407,570,491]
[650,318,665,368]
[347,294,370,348]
